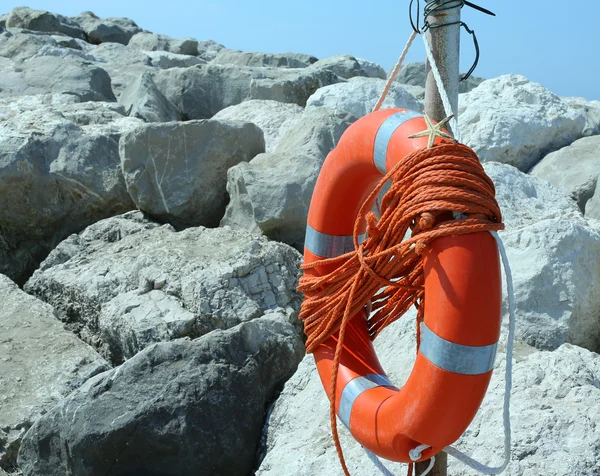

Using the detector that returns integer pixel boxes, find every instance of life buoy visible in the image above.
[302,108,502,463]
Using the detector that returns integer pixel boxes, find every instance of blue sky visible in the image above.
[3,1,598,100]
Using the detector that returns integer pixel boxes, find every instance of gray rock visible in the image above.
[306,77,422,118]
[459,75,586,171]
[72,11,141,45]
[197,39,225,61]
[86,42,153,96]
[585,175,600,220]
[0,30,59,62]
[0,95,140,284]
[24,212,303,363]
[153,63,340,119]
[563,96,600,137]
[145,50,205,69]
[17,312,305,476]
[120,119,264,227]
[32,43,99,62]
[0,55,115,101]
[256,312,600,476]
[0,274,109,470]
[312,54,385,79]
[213,99,304,152]
[213,49,318,68]
[128,31,198,55]
[530,136,600,211]
[118,71,179,122]
[6,6,85,39]
[221,107,356,250]
[486,162,600,352]
[395,61,484,93]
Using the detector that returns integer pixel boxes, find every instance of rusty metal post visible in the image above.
[424,0,461,133]
[416,2,462,475]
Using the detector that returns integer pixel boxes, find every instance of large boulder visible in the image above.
[530,136,600,212]
[72,11,142,45]
[0,95,140,284]
[486,162,600,352]
[306,77,422,118]
[212,49,317,68]
[459,75,586,171]
[0,55,115,101]
[145,50,205,69]
[119,119,264,228]
[256,314,600,476]
[17,312,305,476]
[586,177,600,220]
[24,212,303,364]
[213,99,304,152]
[563,96,600,137]
[197,39,225,61]
[311,54,386,79]
[118,71,180,122]
[153,64,340,119]
[0,30,62,62]
[5,6,85,39]
[221,107,356,250]
[128,31,198,56]
[395,61,484,93]
[0,274,109,470]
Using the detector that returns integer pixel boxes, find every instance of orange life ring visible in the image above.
[303,108,502,463]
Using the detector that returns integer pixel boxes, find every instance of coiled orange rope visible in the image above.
[298,142,504,476]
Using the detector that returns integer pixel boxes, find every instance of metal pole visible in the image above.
[424,0,461,132]
[417,3,461,474]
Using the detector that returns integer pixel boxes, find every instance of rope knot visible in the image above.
[415,240,428,255]
[365,211,381,239]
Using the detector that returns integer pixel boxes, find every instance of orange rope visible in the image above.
[298,142,504,476]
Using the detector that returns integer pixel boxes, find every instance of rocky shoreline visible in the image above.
[1,6,599,475]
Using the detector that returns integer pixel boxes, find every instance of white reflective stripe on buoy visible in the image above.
[338,374,397,429]
[373,110,422,174]
[419,322,498,375]
[304,224,367,258]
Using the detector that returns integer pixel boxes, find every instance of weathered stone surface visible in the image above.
[530,136,600,211]
[32,42,99,62]
[221,108,356,250]
[6,7,85,39]
[0,30,59,61]
[563,96,600,137]
[197,39,225,61]
[0,274,109,470]
[24,212,303,363]
[213,99,304,152]
[120,119,264,227]
[145,50,205,69]
[17,312,305,476]
[306,77,422,118]
[312,54,385,79]
[86,42,152,96]
[586,176,600,220]
[118,71,179,122]
[212,49,317,68]
[257,311,600,476]
[0,95,140,284]
[72,11,141,45]
[459,75,586,171]
[128,31,198,55]
[395,61,484,93]
[486,162,600,352]
[0,55,115,101]
[153,64,339,119]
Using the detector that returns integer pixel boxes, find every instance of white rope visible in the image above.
[372,31,418,113]
[421,34,461,143]
[441,231,514,474]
